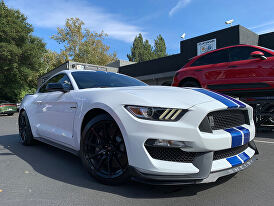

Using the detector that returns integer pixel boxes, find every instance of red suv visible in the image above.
[172,45,274,97]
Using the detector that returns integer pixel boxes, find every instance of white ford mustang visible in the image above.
[19,70,258,185]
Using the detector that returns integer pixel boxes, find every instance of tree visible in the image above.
[51,17,117,65]
[127,33,167,63]
[153,34,167,58]
[0,1,46,102]
[127,33,146,62]
[143,40,153,61]
[40,50,68,76]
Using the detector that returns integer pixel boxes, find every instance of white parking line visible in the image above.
[254,140,274,144]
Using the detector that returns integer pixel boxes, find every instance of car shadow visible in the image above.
[0,133,235,199]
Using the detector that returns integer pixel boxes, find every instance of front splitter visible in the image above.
[130,157,257,185]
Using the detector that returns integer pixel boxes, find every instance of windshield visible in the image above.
[71,71,147,89]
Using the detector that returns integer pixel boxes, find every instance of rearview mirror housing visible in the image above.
[250,51,267,60]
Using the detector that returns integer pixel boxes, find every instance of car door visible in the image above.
[226,46,274,90]
[35,73,77,147]
[191,49,230,88]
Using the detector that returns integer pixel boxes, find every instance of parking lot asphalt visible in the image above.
[0,113,274,206]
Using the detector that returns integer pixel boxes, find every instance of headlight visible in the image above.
[125,105,187,121]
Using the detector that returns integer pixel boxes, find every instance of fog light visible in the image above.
[145,139,188,148]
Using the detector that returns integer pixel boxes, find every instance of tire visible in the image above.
[80,114,130,185]
[180,80,201,88]
[18,111,34,145]
[7,113,14,116]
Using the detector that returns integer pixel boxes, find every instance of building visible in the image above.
[106,59,136,68]
[119,25,274,85]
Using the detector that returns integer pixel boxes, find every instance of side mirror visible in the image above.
[250,51,267,60]
[46,83,69,93]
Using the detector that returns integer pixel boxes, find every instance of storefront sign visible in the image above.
[197,39,216,55]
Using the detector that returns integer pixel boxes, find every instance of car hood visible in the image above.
[78,86,216,109]
[119,86,216,108]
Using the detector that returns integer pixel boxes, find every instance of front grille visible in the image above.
[213,144,248,160]
[207,109,249,130]
[145,146,203,163]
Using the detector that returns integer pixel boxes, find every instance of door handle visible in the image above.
[36,101,42,104]
[228,65,238,68]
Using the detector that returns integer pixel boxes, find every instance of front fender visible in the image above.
[73,102,128,152]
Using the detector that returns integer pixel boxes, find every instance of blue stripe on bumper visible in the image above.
[192,88,239,108]
[238,152,250,162]
[235,126,250,144]
[225,128,243,147]
[226,156,242,167]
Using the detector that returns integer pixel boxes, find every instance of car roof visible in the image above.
[183,44,274,68]
[198,44,274,57]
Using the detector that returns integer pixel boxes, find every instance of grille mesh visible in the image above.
[145,146,202,163]
[213,144,249,160]
[207,110,248,130]
[145,144,250,162]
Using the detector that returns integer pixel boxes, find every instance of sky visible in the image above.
[5,0,274,60]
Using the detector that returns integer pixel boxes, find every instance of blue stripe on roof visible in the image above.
[225,128,243,147]
[226,156,242,167]
[220,94,246,108]
[236,126,250,144]
[238,152,250,162]
[192,88,239,108]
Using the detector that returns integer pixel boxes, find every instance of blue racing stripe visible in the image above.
[236,126,250,144]
[220,94,246,108]
[192,88,238,108]
[238,152,250,162]
[226,156,242,167]
[225,128,242,147]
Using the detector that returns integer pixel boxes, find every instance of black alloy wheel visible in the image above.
[81,114,130,185]
[18,111,34,145]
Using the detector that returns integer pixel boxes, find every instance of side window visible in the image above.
[229,46,272,62]
[191,49,229,66]
[38,74,73,93]
[39,84,47,93]
[58,75,73,90]
[48,74,65,84]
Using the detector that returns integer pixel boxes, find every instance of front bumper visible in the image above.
[0,110,16,114]
[130,141,258,185]
[118,100,255,176]
[131,158,255,185]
